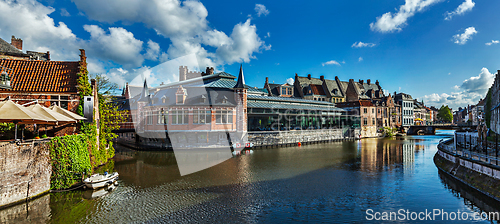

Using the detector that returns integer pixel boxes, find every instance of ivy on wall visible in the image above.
[48,55,121,190]
[48,135,92,190]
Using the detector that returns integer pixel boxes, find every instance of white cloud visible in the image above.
[216,19,267,64]
[60,8,70,17]
[84,25,144,67]
[445,0,475,20]
[486,40,499,46]
[286,78,294,85]
[265,32,270,38]
[370,0,442,33]
[0,0,80,60]
[144,40,161,61]
[73,0,209,37]
[255,4,269,17]
[322,60,341,66]
[352,42,376,48]
[73,0,268,70]
[453,27,477,45]
[461,67,495,93]
[422,68,495,109]
[358,57,363,62]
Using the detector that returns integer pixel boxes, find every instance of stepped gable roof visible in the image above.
[0,58,79,93]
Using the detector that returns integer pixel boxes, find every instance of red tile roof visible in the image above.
[0,59,80,93]
[310,84,326,95]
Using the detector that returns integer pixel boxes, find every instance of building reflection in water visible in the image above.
[359,137,425,173]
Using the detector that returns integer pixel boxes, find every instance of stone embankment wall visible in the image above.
[249,128,360,148]
[435,142,500,200]
[0,141,51,208]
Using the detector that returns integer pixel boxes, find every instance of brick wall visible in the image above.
[0,141,51,208]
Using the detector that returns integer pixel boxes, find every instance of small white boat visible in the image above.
[83,172,119,189]
[83,181,118,199]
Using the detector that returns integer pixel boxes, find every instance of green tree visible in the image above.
[91,74,126,161]
[438,105,453,123]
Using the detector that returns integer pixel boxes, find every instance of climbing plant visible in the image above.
[48,135,92,190]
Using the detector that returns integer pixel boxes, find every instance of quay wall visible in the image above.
[115,128,361,150]
[249,128,360,148]
[0,141,51,208]
[435,141,500,201]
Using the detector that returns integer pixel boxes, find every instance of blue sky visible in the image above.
[0,0,498,110]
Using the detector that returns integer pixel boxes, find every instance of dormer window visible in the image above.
[201,94,206,103]
[222,95,228,104]
[161,96,167,104]
[281,86,293,96]
[0,70,11,89]
[175,85,187,105]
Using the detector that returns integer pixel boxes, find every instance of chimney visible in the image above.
[375,80,379,86]
[79,49,86,63]
[307,74,312,79]
[320,75,324,81]
[179,66,187,81]
[359,79,364,84]
[46,51,50,61]
[265,77,269,84]
[91,79,96,92]
[367,79,371,85]
[10,35,22,50]
[206,67,214,75]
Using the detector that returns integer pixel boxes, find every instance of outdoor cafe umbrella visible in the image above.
[29,104,77,136]
[28,104,76,124]
[49,105,86,121]
[0,100,52,140]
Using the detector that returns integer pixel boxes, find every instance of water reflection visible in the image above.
[0,131,498,223]
[439,170,500,221]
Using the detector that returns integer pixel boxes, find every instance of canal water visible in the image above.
[2,130,500,223]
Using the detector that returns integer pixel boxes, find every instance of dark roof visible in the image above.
[0,59,79,93]
[310,84,326,95]
[148,87,236,107]
[247,94,335,105]
[336,100,374,108]
[234,64,246,89]
[0,38,27,57]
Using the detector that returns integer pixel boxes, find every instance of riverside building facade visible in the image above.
[116,66,361,148]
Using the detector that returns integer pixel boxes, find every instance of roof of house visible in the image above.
[0,38,27,57]
[323,79,343,97]
[310,84,326,95]
[336,100,374,108]
[0,59,80,93]
[234,65,246,89]
[296,75,344,98]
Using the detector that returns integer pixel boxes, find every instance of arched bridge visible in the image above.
[407,124,477,135]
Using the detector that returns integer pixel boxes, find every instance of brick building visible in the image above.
[0,36,85,136]
[336,100,377,137]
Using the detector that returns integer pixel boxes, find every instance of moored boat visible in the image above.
[83,172,119,189]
